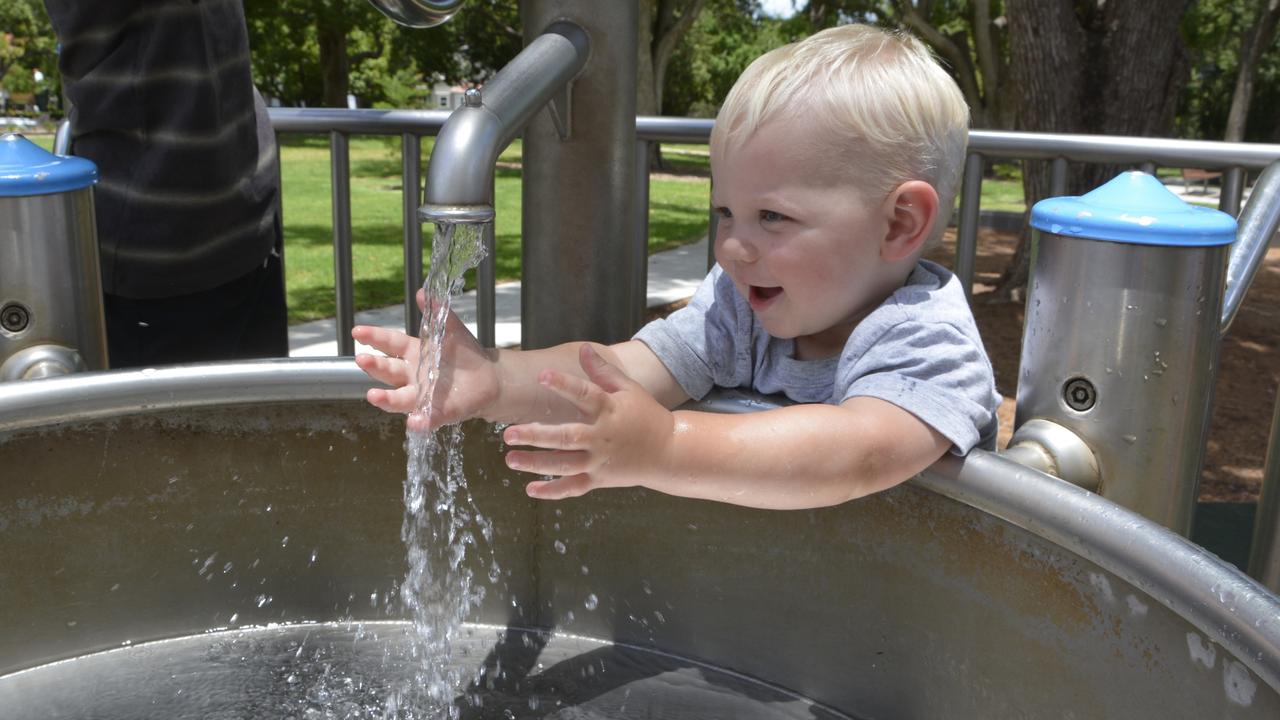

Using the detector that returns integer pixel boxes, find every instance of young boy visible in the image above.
[353,24,1000,510]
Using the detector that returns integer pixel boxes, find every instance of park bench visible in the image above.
[1181,167,1223,193]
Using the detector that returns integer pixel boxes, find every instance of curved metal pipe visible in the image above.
[419,21,589,223]
[920,449,1280,696]
[0,360,373,432]
[1222,160,1280,333]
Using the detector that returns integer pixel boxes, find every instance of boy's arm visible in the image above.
[504,345,950,509]
[485,339,690,424]
[353,303,688,429]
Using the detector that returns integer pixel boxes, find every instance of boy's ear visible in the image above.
[880,181,939,262]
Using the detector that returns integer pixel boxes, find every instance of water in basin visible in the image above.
[0,622,854,720]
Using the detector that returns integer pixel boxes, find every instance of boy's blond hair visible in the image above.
[710,24,969,244]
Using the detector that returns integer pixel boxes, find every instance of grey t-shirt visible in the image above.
[634,259,1001,454]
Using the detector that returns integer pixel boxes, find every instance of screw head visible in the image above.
[1063,377,1097,412]
[1,303,30,333]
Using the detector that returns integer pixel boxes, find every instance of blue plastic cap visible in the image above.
[0,132,98,197]
[1030,171,1236,247]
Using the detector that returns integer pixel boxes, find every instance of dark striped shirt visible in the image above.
[45,0,278,298]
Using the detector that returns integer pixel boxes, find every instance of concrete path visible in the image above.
[289,237,709,357]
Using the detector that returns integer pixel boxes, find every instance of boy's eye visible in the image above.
[714,206,733,220]
[760,210,787,223]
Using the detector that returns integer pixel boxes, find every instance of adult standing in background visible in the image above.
[43,0,288,367]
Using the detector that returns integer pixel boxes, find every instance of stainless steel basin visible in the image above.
[2,359,1279,718]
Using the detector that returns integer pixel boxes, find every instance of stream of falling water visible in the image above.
[387,221,494,719]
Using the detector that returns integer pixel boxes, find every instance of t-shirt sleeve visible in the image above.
[839,320,998,455]
[633,267,742,401]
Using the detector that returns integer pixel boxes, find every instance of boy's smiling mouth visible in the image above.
[749,285,784,310]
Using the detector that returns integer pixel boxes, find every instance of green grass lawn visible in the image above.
[279,136,712,323]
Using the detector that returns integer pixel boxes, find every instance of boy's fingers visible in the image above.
[525,474,593,500]
[352,325,416,359]
[503,422,588,450]
[354,353,411,388]
[505,449,591,477]
[538,369,604,416]
[366,385,420,414]
[578,345,634,394]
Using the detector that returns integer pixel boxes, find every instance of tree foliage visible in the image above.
[664,0,790,117]
[1,0,58,113]
[1180,0,1280,142]
[243,0,521,108]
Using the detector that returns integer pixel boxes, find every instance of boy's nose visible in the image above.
[716,230,758,264]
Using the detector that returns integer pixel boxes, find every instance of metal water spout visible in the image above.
[1007,161,1280,536]
[418,21,589,223]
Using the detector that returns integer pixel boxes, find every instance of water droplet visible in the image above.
[228,613,239,624]
[1122,434,1137,444]
[1155,317,1168,327]
[580,565,590,576]
[553,540,567,554]
[280,536,289,548]
[256,594,272,608]
[309,549,319,564]
[584,594,599,610]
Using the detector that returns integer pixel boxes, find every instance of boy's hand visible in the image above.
[502,345,675,500]
[352,291,500,431]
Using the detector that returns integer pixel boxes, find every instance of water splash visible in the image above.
[389,221,492,719]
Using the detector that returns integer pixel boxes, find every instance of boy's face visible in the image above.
[711,119,891,360]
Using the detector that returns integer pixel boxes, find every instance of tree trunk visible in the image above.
[1225,0,1280,143]
[637,0,708,170]
[992,0,1192,301]
[317,16,349,108]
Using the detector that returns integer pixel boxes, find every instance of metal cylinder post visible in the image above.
[519,0,638,348]
[1016,172,1236,535]
[0,134,107,380]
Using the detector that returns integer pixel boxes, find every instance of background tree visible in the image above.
[991,0,1194,299]
[800,0,1011,129]
[664,0,787,117]
[1224,0,1280,142]
[1,0,58,115]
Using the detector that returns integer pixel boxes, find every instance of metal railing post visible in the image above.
[634,139,651,328]
[329,131,355,356]
[1221,166,1246,217]
[1049,157,1068,197]
[477,179,496,348]
[955,152,984,297]
[401,133,424,336]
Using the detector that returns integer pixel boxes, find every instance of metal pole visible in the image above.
[633,139,651,328]
[707,176,718,272]
[329,132,355,356]
[520,0,638,348]
[402,133,424,336]
[1221,166,1246,217]
[1049,157,1068,197]
[477,178,497,348]
[954,152,983,298]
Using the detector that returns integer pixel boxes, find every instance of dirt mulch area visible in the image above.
[651,228,1278,503]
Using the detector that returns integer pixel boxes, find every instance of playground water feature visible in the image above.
[5,1,1280,715]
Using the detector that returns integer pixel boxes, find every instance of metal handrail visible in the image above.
[265,108,1280,352]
